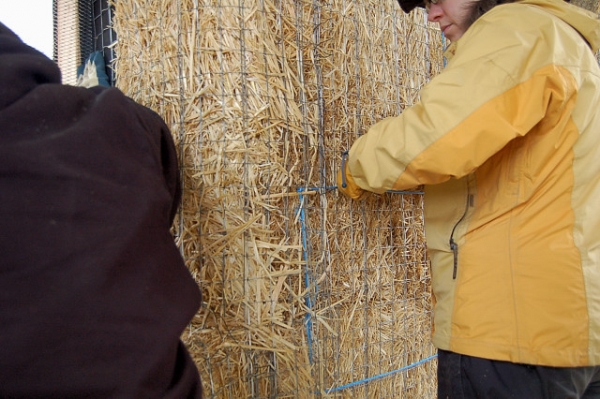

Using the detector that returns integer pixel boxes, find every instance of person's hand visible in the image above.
[337,151,365,199]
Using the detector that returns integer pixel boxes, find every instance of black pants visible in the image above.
[438,349,600,399]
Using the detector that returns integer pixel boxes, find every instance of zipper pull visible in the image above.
[450,239,458,279]
[341,151,349,188]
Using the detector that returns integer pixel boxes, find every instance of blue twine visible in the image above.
[297,186,339,364]
[295,185,342,364]
[325,354,438,393]
[296,185,430,392]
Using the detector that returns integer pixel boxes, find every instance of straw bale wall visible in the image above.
[111,0,443,397]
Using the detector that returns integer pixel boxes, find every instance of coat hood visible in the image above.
[0,22,62,110]
[522,0,600,52]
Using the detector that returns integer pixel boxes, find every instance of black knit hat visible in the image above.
[396,0,425,12]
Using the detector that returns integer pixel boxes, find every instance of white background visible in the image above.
[1,0,54,58]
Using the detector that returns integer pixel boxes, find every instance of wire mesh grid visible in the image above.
[114,0,442,398]
[298,189,436,397]
[53,0,116,85]
[90,0,117,84]
[108,0,443,397]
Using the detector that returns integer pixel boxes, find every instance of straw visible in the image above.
[110,0,443,397]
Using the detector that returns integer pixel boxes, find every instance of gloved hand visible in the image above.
[337,151,365,199]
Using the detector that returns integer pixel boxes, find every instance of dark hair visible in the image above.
[396,0,518,20]
[464,0,518,25]
[396,0,424,13]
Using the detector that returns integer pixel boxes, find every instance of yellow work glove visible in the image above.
[337,151,365,200]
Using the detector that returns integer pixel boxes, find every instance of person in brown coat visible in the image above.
[0,22,203,398]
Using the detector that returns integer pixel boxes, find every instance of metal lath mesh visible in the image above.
[53,0,116,85]
[91,0,117,84]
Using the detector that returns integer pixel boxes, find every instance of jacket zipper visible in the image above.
[449,188,471,280]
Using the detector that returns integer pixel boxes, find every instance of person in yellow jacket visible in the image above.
[338,0,600,396]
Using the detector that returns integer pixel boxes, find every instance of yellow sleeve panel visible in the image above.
[402,64,576,190]
[349,64,574,192]
[347,1,594,195]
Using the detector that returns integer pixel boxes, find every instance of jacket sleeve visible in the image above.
[132,98,182,223]
[347,8,577,193]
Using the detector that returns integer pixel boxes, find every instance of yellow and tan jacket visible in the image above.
[343,0,600,366]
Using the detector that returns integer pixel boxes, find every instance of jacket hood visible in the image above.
[0,22,62,110]
[522,0,600,52]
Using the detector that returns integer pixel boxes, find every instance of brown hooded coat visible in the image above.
[0,22,202,398]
